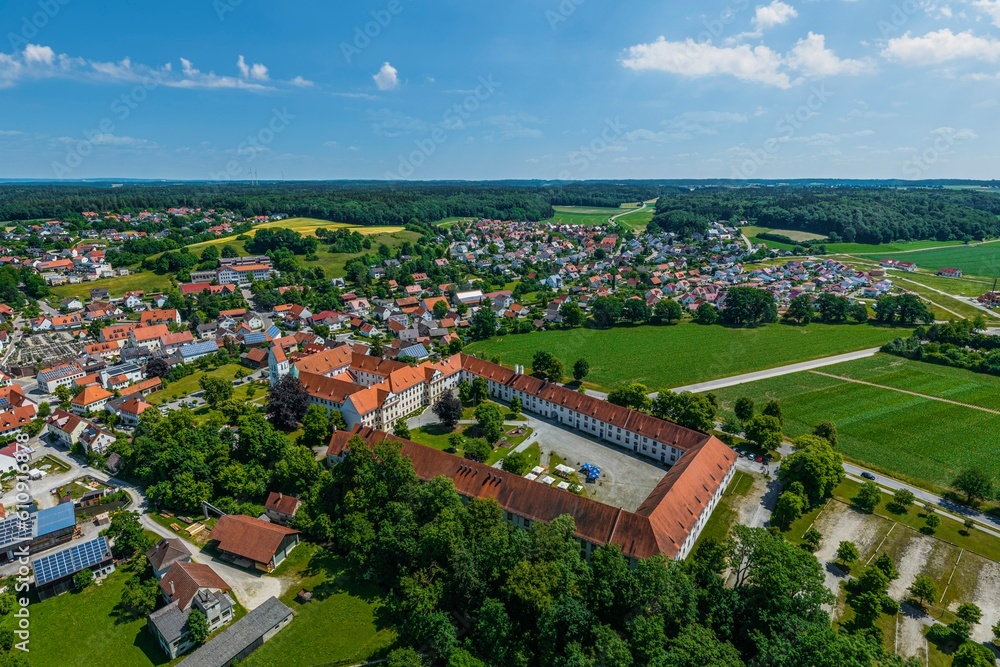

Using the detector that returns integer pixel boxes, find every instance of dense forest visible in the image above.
[649,187,1000,243]
[0,182,669,225]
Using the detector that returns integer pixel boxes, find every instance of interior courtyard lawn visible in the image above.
[242,543,396,667]
[465,322,912,391]
[707,354,1000,491]
[28,566,170,667]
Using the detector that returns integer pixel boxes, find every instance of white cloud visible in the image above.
[236,55,269,81]
[622,37,791,88]
[622,33,869,87]
[23,44,54,65]
[787,33,872,77]
[883,29,1000,64]
[973,0,1000,26]
[0,44,308,92]
[290,75,314,87]
[373,62,399,90]
[752,1,798,31]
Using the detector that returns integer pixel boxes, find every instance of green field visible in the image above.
[546,205,653,228]
[747,228,972,255]
[28,567,170,667]
[708,354,1000,489]
[857,241,1000,278]
[49,271,175,301]
[465,322,911,391]
[304,229,423,278]
[243,543,396,667]
[148,363,245,405]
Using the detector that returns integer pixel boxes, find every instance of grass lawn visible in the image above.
[408,423,468,450]
[28,566,172,667]
[305,229,422,278]
[48,271,175,301]
[147,364,245,405]
[244,543,396,667]
[613,206,654,231]
[855,241,1000,278]
[690,471,756,552]
[709,354,1000,490]
[465,322,912,391]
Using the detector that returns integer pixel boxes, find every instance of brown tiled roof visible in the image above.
[146,537,190,571]
[159,561,230,610]
[327,426,734,560]
[210,515,298,565]
[349,355,408,377]
[120,377,163,396]
[245,348,268,363]
[264,492,300,516]
[131,324,170,342]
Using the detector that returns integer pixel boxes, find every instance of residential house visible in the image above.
[209,514,299,572]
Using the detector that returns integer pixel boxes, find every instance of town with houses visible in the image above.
[0,205,994,667]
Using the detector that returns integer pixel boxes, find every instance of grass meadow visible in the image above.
[464,322,911,391]
[855,242,1000,278]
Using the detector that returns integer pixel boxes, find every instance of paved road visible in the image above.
[671,347,882,393]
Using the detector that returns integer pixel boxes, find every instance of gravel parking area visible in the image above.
[529,419,670,512]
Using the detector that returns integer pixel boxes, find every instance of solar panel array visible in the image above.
[0,514,35,550]
[33,537,111,586]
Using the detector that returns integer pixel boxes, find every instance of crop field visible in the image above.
[708,354,1000,489]
[857,241,1000,278]
[545,206,621,226]
[465,322,910,391]
[254,217,406,237]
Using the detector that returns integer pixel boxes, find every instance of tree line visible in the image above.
[648,187,1000,244]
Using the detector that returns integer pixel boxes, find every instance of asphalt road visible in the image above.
[671,347,882,393]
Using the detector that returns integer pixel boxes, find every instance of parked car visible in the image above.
[860,471,876,481]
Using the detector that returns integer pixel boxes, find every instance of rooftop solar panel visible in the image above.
[32,537,111,586]
[0,514,35,550]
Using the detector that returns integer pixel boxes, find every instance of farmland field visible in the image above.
[254,217,405,237]
[708,354,1000,489]
[546,204,653,228]
[464,322,911,391]
[856,241,1000,278]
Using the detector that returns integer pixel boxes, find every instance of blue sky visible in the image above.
[1,0,998,180]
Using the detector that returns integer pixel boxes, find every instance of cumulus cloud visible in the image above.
[787,33,872,76]
[23,44,54,65]
[883,29,1000,64]
[622,33,869,87]
[236,55,269,81]
[622,37,791,88]
[373,62,399,90]
[752,1,798,31]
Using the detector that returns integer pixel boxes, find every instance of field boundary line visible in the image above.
[868,524,896,565]
[939,548,964,603]
[809,371,1000,415]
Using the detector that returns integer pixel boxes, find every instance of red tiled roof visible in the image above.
[264,492,300,516]
[328,426,735,560]
[210,514,298,565]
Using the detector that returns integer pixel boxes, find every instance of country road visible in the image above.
[671,347,882,393]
